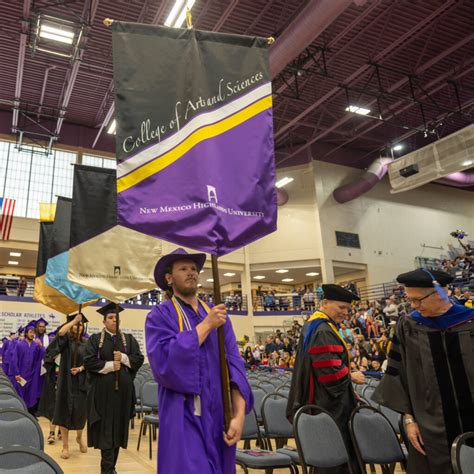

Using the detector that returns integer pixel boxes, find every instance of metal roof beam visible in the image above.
[274,0,459,141]
[12,0,31,131]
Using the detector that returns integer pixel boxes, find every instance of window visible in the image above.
[82,154,116,169]
[3,146,32,217]
[0,141,115,218]
[52,149,75,200]
[335,231,361,249]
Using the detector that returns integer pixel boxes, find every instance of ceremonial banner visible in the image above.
[112,23,277,256]
[45,196,100,304]
[34,207,83,315]
[67,165,162,302]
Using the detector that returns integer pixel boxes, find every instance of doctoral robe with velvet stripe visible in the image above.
[145,298,253,474]
[373,307,474,474]
[287,319,359,474]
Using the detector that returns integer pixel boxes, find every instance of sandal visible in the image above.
[47,431,55,444]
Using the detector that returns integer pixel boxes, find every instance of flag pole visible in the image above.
[211,254,232,432]
[115,302,120,391]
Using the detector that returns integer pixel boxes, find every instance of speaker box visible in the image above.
[399,164,419,178]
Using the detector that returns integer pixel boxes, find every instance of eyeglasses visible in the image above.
[407,290,437,305]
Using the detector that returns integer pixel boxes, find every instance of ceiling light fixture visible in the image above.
[10,252,22,257]
[107,119,116,135]
[345,105,371,116]
[39,23,75,44]
[8,261,19,265]
[306,272,319,277]
[164,0,196,28]
[223,272,236,277]
[275,269,289,273]
[392,144,403,151]
[253,275,265,280]
[275,177,294,188]
[282,278,294,282]
[206,278,214,282]
[462,160,473,167]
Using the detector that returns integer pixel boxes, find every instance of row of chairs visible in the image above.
[237,389,407,474]
[0,369,63,473]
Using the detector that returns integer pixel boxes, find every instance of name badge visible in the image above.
[194,395,201,416]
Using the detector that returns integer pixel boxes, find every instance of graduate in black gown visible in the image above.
[53,312,89,459]
[37,327,61,444]
[84,303,144,474]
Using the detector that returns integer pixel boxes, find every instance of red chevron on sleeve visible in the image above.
[308,345,344,355]
[312,359,342,369]
[317,366,349,383]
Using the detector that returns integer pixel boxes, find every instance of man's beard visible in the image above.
[174,281,198,296]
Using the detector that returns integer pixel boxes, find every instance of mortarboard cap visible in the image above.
[17,326,24,333]
[47,329,57,338]
[35,317,49,326]
[97,302,124,317]
[66,312,89,323]
[396,269,453,288]
[322,284,360,303]
[25,321,37,331]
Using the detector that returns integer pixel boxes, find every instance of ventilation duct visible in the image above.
[388,123,474,193]
[333,157,392,203]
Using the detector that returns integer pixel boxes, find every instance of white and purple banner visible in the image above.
[112,23,277,256]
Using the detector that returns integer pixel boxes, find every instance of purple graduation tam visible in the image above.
[153,248,206,291]
[322,284,360,303]
[47,330,57,338]
[25,320,37,332]
[17,326,24,334]
[35,317,49,326]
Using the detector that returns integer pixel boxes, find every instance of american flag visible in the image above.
[0,198,16,240]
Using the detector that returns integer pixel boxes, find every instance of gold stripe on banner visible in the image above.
[117,95,272,193]
[33,274,95,314]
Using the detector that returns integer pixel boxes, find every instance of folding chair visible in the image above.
[261,392,300,465]
[0,393,26,411]
[0,446,63,473]
[0,408,44,450]
[136,380,159,460]
[452,432,474,474]
[236,409,297,474]
[294,404,353,474]
[349,405,407,474]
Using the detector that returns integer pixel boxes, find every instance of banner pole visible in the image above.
[73,303,82,367]
[211,254,232,432]
[115,302,120,391]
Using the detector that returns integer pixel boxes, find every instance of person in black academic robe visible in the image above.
[373,269,474,474]
[84,303,144,474]
[53,313,89,459]
[37,329,61,444]
[287,284,365,474]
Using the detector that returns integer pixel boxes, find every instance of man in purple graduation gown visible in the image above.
[12,321,45,413]
[146,248,253,473]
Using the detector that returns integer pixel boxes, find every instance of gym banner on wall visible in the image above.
[111,23,277,256]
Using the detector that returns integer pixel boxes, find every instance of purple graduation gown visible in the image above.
[11,340,45,408]
[145,298,253,474]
